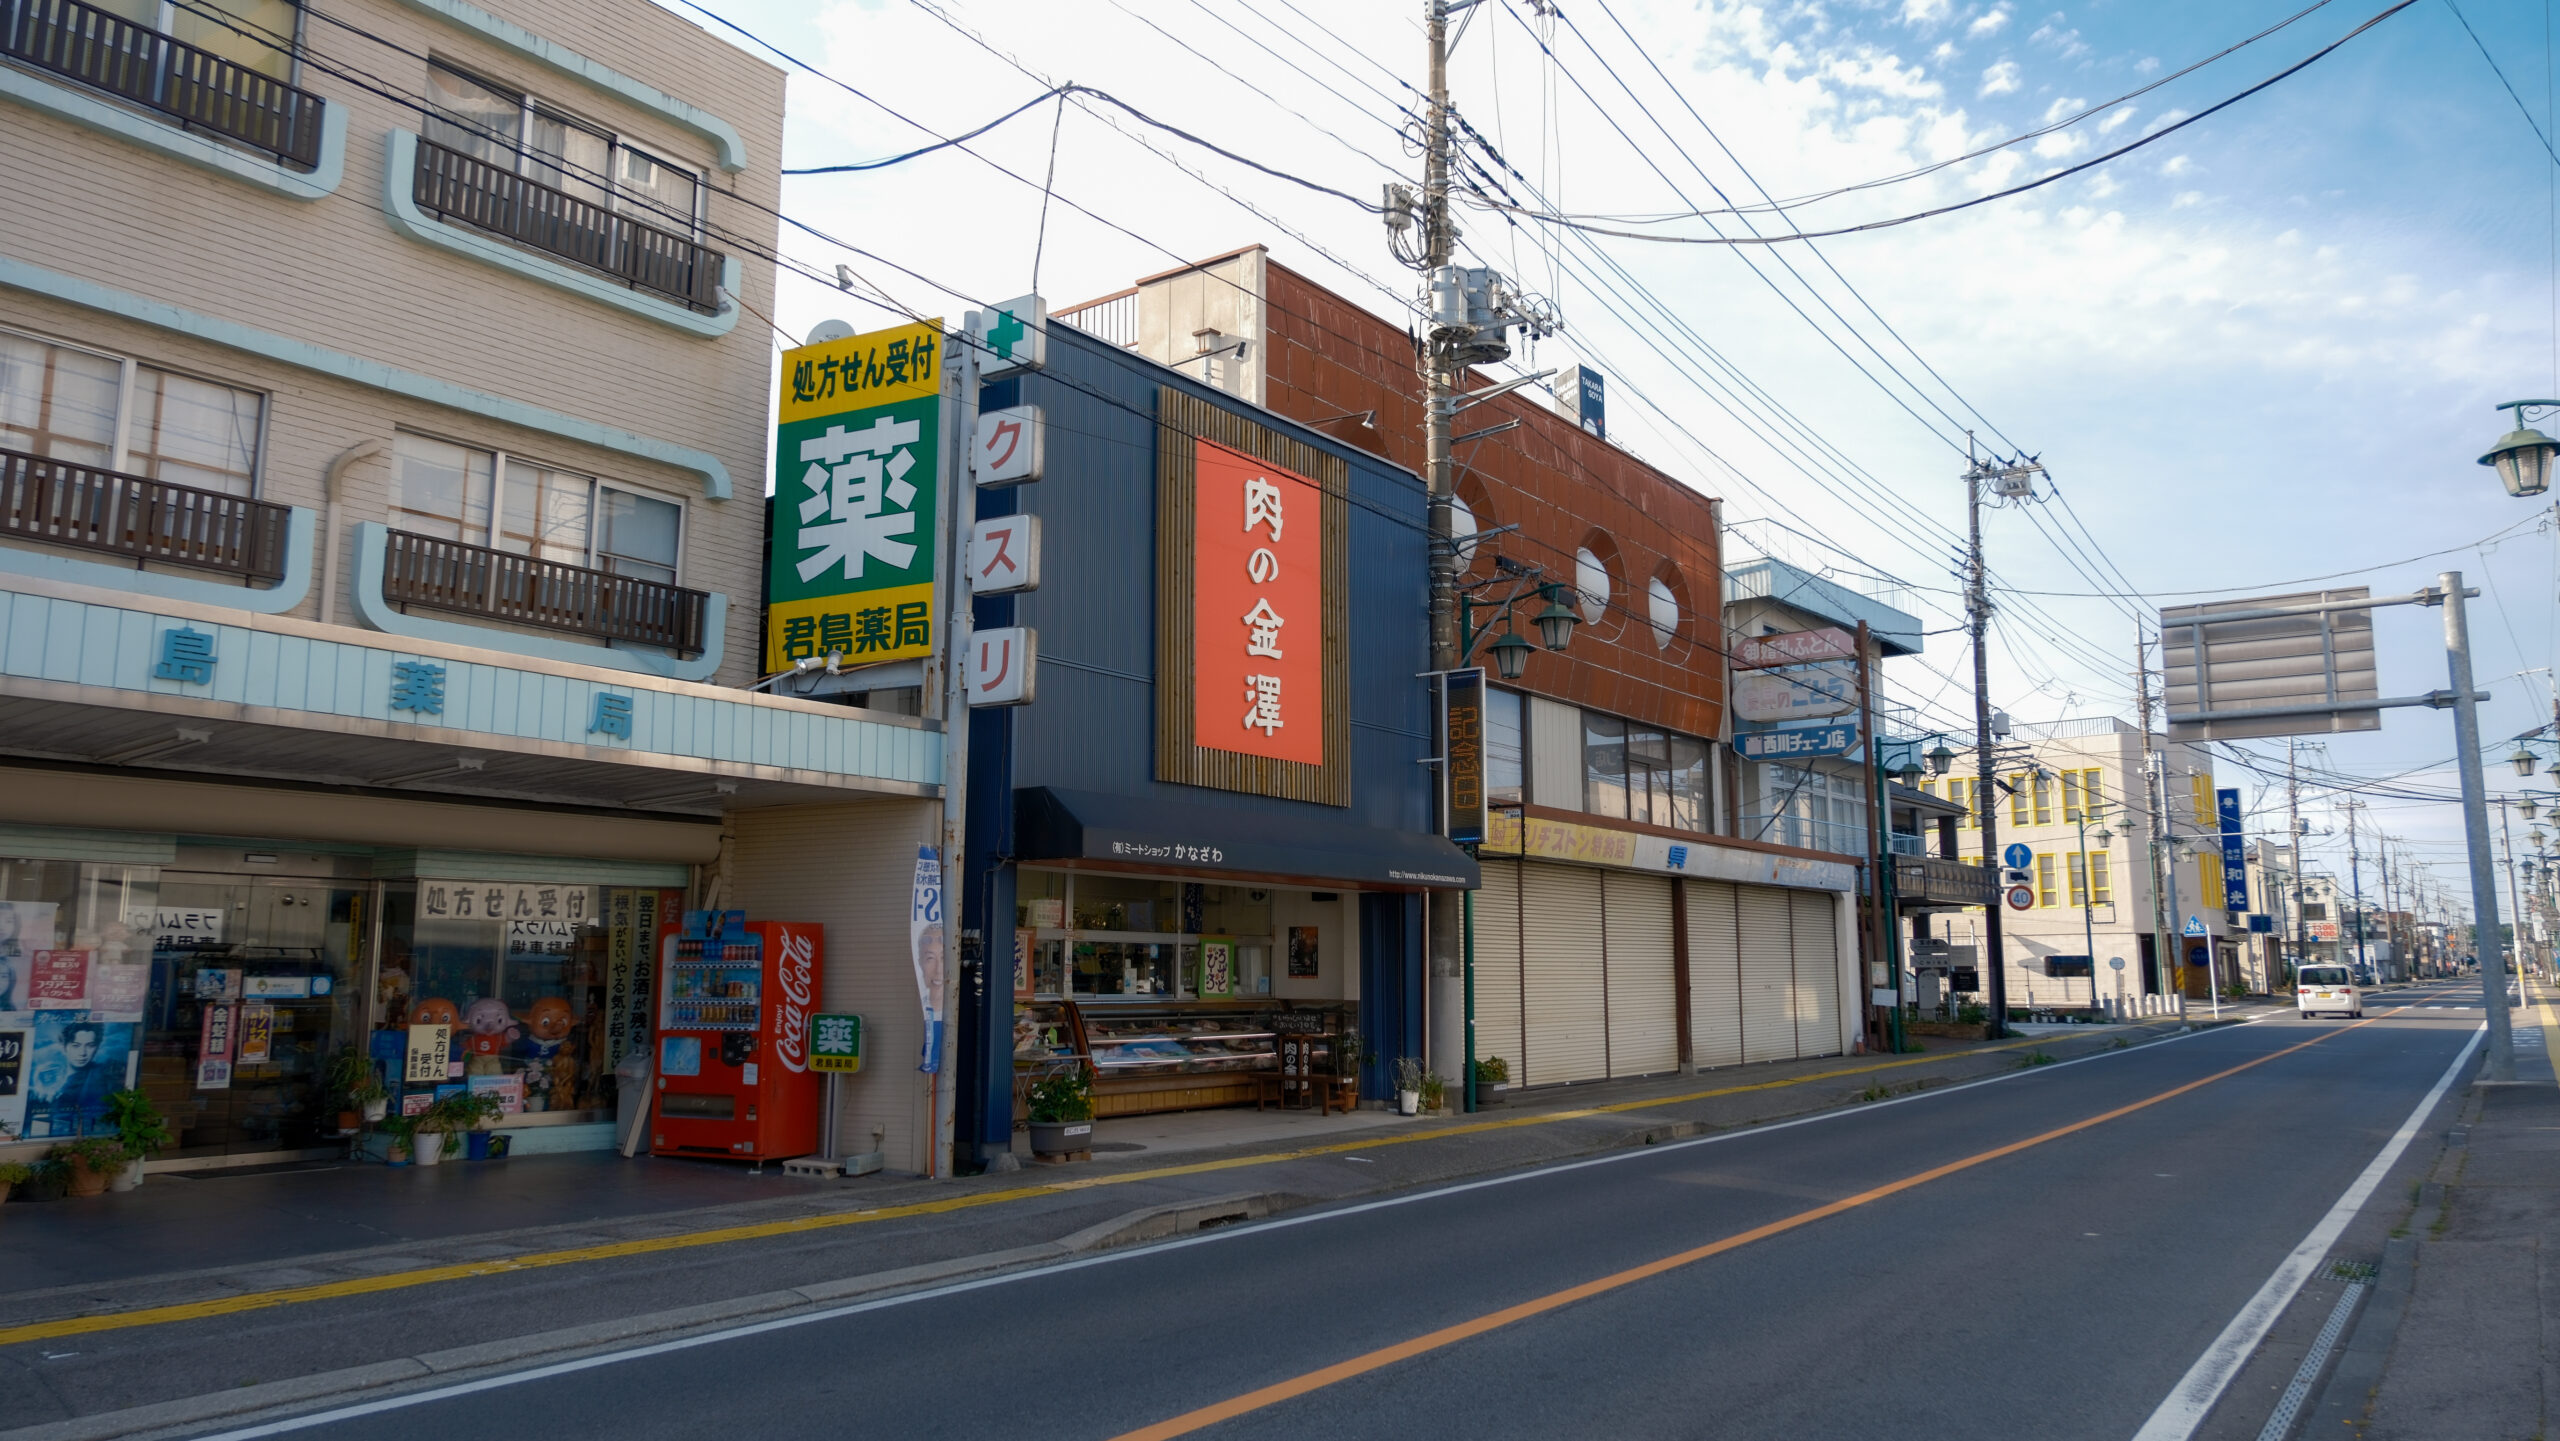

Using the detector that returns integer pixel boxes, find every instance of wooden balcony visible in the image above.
[380,528,708,656]
[412,136,724,313]
[4,0,327,169]
[1896,854,1997,909]
[1,447,290,582]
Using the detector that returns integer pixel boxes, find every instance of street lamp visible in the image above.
[2524,795,2541,821]
[2480,401,2560,498]
[1894,759,1924,788]
[2514,746,2539,779]
[1532,588,1580,652]
[1926,742,1956,777]
[1484,628,1535,681]
[1457,575,1578,679]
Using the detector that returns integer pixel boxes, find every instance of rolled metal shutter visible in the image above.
[1790,889,1844,1058]
[1737,884,1796,1063]
[1685,879,1743,1069]
[1521,862,1609,1085]
[1471,860,1525,1089]
[1603,871,1678,1076]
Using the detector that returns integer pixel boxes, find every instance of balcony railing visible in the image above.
[412,136,725,313]
[381,528,708,656]
[1895,854,1998,908]
[4,0,327,170]
[2,447,290,582]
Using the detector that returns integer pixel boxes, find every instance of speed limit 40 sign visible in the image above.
[2005,884,2035,912]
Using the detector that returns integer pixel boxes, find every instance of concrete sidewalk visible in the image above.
[2327,1078,2560,1440]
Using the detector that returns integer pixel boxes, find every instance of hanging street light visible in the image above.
[2095,825,2115,847]
[1927,742,1956,777]
[1485,628,1534,681]
[1532,584,1580,653]
[2514,746,2539,779]
[1895,759,1925,788]
[2480,400,2560,498]
[2524,795,2541,821]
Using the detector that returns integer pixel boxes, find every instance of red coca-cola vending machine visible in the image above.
[650,910,823,1161]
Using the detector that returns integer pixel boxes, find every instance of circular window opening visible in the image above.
[1450,492,1478,566]
[1574,546,1611,625]
[1646,575,1679,649]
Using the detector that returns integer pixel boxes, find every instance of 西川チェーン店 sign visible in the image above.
[1193,438,1324,767]
[766,320,945,673]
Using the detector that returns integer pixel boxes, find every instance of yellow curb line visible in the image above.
[0,1016,2201,1348]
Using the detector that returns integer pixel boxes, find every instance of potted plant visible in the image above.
[51,1136,127,1197]
[1393,1056,1424,1116]
[383,1115,415,1167]
[1417,1067,1447,1116]
[104,1090,170,1191]
[1331,1031,1362,1108]
[1474,1055,1511,1105]
[417,1091,501,1166]
[325,1046,388,1131]
[0,1160,31,1206]
[1025,1068,1094,1161]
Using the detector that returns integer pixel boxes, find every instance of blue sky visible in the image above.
[666,0,2560,910]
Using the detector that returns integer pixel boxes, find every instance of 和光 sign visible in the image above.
[766,319,945,674]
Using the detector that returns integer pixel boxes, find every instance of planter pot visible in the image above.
[337,1110,362,1134]
[414,1132,447,1167]
[465,1130,493,1162]
[64,1156,113,1197]
[1477,1084,1508,1107]
[110,1158,145,1193]
[1028,1119,1092,1157]
[1396,1088,1420,1116]
[385,1147,412,1168]
[363,1098,389,1124]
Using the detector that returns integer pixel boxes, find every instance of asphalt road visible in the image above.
[192,987,2487,1441]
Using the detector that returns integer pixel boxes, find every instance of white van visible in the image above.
[2297,964,2362,1019]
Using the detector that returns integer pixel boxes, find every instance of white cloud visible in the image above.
[2034,130,2088,159]
[1969,4,2012,38]
[1932,40,1957,62]
[2142,109,2191,137]
[2086,171,2120,198]
[2160,154,2192,177]
[2099,106,2137,134]
[1980,60,2021,96]
[2029,19,2090,60]
[2135,56,2161,74]
[2170,190,2205,209]
[1902,0,1952,24]
[2041,96,2084,124]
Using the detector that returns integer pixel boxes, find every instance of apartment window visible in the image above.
[2036,853,2058,908]
[67,1,300,81]
[2062,766,2107,822]
[424,61,704,235]
[2009,773,2030,827]
[0,328,264,495]
[2069,852,2113,907]
[392,433,682,580]
[2032,771,2054,825]
[1485,687,1524,806]
[1750,764,1867,856]
[1581,710,1710,831]
[2303,902,2328,921]
[1583,712,1628,820]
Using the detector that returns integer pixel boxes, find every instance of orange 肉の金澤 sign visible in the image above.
[1193,438,1324,766]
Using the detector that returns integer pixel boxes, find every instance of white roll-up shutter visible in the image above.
[1472,860,1525,1087]
[1521,862,1609,1085]
[1790,889,1844,1058]
[1685,879,1742,1069]
[1737,884,1796,1063]
[1602,871,1677,1076]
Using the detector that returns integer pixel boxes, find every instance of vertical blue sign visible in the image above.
[2217,787,2250,912]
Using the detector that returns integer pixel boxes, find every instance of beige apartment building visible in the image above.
[0,0,948,1174]
[1914,717,2244,1006]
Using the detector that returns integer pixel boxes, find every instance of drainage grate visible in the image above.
[2256,1281,2366,1441]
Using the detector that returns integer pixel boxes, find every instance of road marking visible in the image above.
[174,1003,2282,1440]
[1101,1014,2410,1441]
[2128,1024,2482,1441]
[0,1022,2128,1350]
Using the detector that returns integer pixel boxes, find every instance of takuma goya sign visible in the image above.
[1196,438,1324,766]
[767,320,945,674]
[1444,667,1487,845]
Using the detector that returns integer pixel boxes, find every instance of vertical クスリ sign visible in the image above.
[767,319,945,673]
[1444,667,1488,844]
[1192,438,1324,767]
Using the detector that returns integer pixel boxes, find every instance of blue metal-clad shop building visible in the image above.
[957,320,1473,1162]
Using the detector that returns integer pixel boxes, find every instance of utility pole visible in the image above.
[2345,799,2368,980]
[2498,802,2526,990]
[1965,440,2008,1038]
[1419,0,1461,1088]
[2136,630,2169,998]
[2287,737,2307,989]
[2438,570,2515,1079]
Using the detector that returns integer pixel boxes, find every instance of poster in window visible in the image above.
[404,1022,450,1085]
[1013,928,1034,1000]
[26,1014,136,1137]
[28,949,86,1008]
[197,1002,236,1091]
[1198,938,1235,998]
[1287,926,1320,978]
[237,1002,275,1066]
[0,902,57,1013]
[0,1025,25,1138]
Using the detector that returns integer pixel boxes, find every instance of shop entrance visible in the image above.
[145,868,367,1159]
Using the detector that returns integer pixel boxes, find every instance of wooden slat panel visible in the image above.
[1603,870,1678,1076]
[1154,387,1351,805]
[1685,879,1742,1068]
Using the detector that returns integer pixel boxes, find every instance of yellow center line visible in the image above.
[0,1017,2190,1349]
[1107,1008,2401,1441]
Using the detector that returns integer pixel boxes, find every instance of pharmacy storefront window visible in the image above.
[0,859,162,1143]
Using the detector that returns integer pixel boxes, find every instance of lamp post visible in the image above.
[2480,401,2560,498]
[2072,786,2111,1011]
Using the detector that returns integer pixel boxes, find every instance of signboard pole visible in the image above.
[2441,570,2517,1080]
[928,320,977,1179]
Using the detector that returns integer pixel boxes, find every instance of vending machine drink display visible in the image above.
[650,910,824,1161]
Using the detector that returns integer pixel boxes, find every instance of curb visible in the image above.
[0,1191,1291,1441]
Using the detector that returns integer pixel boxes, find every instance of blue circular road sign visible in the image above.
[2002,843,2033,870]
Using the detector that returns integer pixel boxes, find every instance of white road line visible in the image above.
[2129,1024,2483,1441]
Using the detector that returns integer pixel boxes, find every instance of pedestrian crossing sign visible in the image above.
[2183,915,2208,937]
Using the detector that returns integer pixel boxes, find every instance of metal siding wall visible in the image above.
[1603,870,1678,1075]
[1737,884,1796,1063]
[1007,328,1435,836]
[1473,859,1525,1085]
[1685,879,1743,1068]
[1790,889,1842,1058]
[1521,862,1608,1084]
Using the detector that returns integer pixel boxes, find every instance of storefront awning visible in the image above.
[1015,787,1478,890]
